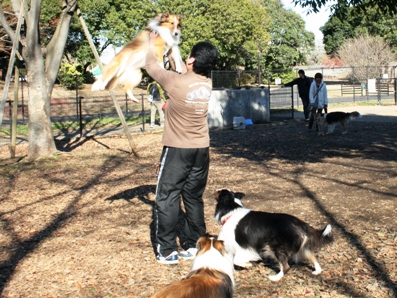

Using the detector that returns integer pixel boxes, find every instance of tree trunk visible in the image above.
[24,1,57,160]
[21,0,77,160]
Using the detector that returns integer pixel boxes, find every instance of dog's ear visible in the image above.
[212,239,226,255]
[234,192,245,200]
[196,237,206,249]
[216,189,235,203]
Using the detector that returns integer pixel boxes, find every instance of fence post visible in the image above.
[75,76,79,121]
[394,78,397,105]
[20,75,25,124]
[291,87,294,119]
[78,96,84,138]
[377,78,381,105]
[141,94,145,132]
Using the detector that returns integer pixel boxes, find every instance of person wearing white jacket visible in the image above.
[308,72,328,130]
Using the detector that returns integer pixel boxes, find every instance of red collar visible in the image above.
[221,215,233,226]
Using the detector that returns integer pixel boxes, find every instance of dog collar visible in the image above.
[221,215,232,226]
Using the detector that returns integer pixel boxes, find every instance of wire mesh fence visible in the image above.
[1,65,396,132]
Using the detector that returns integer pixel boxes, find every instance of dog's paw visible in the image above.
[268,271,284,281]
[234,262,252,268]
[312,269,322,275]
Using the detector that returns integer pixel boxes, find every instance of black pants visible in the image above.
[308,106,328,129]
[301,97,310,119]
[155,147,209,256]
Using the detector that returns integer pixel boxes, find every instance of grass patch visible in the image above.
[0,115,151,137]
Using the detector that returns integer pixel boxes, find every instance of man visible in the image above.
[145,32,218,265]
[283,69,313,120]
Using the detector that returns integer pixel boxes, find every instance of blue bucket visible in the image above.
[245,119,253,126]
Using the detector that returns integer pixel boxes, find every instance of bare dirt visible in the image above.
[1,117,396,297]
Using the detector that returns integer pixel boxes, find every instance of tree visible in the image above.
[155,0,271,70]
[337,35,396,82]
[1,0,78,160]
[291,0,396,15]
[262,0,315,70]
[321,3,397,56]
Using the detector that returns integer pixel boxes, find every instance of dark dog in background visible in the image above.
[214,189,333,281]
[315,111,361,135]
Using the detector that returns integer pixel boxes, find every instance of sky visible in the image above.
[281,0,332,46]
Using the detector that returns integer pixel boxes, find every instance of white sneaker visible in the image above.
[150,124,155,128]
[156,251,179,265]
[178,248,198,260]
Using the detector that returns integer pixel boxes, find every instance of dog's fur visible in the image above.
[92,13,183,102]
[151,237,234,298]
[214,189,333,282]
[315,111,361,135]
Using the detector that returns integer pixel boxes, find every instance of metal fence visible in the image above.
[1,65,397,131]
[212,66,397,120]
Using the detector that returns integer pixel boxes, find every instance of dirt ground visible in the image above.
[0,118,396,298]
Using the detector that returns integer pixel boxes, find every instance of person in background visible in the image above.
[308,72,328,131]
[283,69,313,121]
[145,32,218,265]
[147,79,166,128]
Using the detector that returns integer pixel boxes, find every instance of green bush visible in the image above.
[58,63,84,90]
[268,70,296,85]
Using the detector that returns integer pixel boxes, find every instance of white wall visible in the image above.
[208,88,270,129]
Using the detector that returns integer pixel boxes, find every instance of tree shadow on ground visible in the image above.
[0,153,125,295]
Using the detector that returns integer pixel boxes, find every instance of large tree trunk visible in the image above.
[23,0,56,160]
[21,0,77,160]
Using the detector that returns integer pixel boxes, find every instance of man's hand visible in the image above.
[149,31,158,47]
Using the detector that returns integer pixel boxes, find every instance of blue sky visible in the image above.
[281,0,332,45]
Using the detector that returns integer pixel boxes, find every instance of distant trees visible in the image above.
[337,35,396,81]
[321,3,397,57]
[262,0,315,70]
[291,0,397,15]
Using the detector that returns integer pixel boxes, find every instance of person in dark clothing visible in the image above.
[146,32,218,265]
[283,69,313,120]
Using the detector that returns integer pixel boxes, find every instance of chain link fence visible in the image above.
[1,65,396,132]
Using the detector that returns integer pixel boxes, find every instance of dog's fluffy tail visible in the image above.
[349,111,361,119]
[317,224,333,246]
[91,56,124,91]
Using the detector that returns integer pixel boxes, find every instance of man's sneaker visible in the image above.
[150,124,155,128]
[178,248,198,260]
[156,251,179,265]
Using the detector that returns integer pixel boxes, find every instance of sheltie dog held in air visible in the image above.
[151,237,234,298]
[92,13,183,102]
[214,189,333,282]
[315,111,361,135]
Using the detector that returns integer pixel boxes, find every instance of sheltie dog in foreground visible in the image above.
[214,189,333,282]
[315,111,361,135]
[151,237,234,298]
[92,13,183,102]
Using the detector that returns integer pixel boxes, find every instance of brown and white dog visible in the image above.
[214,189,333,282]
[92,13,183,102]
[151,237,234,298]
[315,111,361,135]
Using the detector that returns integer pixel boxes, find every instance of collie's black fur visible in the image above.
[214,189,333,281]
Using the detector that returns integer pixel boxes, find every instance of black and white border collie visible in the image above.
[214,189,333,281]
[151,237,234,298]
